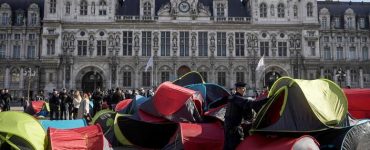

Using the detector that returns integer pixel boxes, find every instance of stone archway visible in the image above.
[81,71,103,93]
[177,65,191,77]
[264,71,282,88]
[257,65,288,89]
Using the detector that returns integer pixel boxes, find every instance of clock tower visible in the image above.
[157,0,211,17]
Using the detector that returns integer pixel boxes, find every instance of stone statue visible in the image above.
[229,35,234,47]
[191,35,196,47]
[271,36,277,48]
[115,35,120,46]
[270,5,275,16]
[171,0,178,15]
[158,3,171,16]
[154,35,159,47]
[173,36,177,47]
[134,35,139,47]
[210,36,215,47]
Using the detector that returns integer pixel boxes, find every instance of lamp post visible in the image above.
[336,67,346,88]
[23,67,36,101]
[289,34,301,78]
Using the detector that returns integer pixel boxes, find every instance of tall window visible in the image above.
[321,17,327,29]
[99,0,107,15]
[216,3,225,17]
[260,3,267,18]
[337,37,342,42]
[0,34,5,40]
[47,39,55,55]
[236,72,245,83]
[362,37,367,43]
[16,13,23,25]
[350,69,358,82]
[277,3,285,18]
[217,32,226,56]
[293,5,298,17]
[77,40,88,56]
[260,42,269,56]
[349,47,356,60]
[324,69,332,80]
[363,47,369,60]
[142,72,151,87]
[49,73,53,82]
[161,72,170,83]
[50,0,56,14]
[324,46,331,60]
[122,31,133,56]
[307,3,313,17]
[143,2,151,16]
[198,32,208,56]
[123,72,131,87]
[30,13,37,25]
[142,31,152,56]
[0,45,5,58]
[199,71,207,82]
[97,40,107,56]
[360,18,365,29]
[278,42,287,56]
[27,46,36,58]
[335,17,340,28]
[235,32,245,56]
[218,72,226,86]
[66,2,71,14]
[308,41,315,56]
[180,32,189,56]
[161,31,170,56]
[1,13,9,25]
[13,45,20,59]
[347,17,353,29]
[337,47,344,60]
[80,0,88,15]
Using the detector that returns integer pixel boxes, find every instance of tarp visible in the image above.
[140,81,203,122]
[343,88,370,119]
[173,71,205,87]
[236,134,320,150]
[40,119,87,131]
[252,77,348,133]
[313,121,370,150]
[49,124,112,150]
[114,114,178,148]
[0,111,47,150]
[164,122,224,150]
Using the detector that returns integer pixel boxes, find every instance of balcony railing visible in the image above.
[115,15,251,23]
[115,16,159,21]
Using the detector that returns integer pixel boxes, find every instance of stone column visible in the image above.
[333,68,337,83]
[134,69,139,89]
[359,68,364,88]
[5,66,10,88]
[346,69,351,87]
[20,67,24,90]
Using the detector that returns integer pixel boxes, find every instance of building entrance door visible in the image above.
[81,71,103,93]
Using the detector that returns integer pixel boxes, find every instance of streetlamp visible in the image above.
[23,67,36,101]
[248,34,258,89]
[289,34,301,78]
[336,67,346,88]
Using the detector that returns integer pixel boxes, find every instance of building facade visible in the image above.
[0,0,369,98]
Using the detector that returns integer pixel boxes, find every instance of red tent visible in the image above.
[236,134,319,150]
[31,101,45,114]
[343,88,370,119]
[164,122,224,150]
[115,99,133,112]
[49,124,111,150]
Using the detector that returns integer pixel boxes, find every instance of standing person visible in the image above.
[49,90,61,120]
[72,90,82,119]
[2,89,12,111]
[92,88,103,116]
[111,88,125,110]
[78,93,90,121]
[0,89,4,112]
[223,82,269,150]
[59,88,69,120]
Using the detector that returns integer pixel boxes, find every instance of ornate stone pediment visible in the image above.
[158,0,211,17]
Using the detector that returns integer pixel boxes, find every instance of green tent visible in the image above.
[252,77,348,133]
[0,111,47,150]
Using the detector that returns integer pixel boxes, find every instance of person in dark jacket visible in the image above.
[92,88,104,116]
[111,88,125,110]
[2,89,12,111]
[223,82,269,150]
[49,91,61,120]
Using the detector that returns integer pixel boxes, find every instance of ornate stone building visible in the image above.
[0,0,369,97]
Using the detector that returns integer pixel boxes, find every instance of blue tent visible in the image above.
[39,119,87,131]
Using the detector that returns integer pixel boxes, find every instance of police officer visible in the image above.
[223,82,268,150]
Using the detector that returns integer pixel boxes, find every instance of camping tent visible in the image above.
[185,83,230,111]
[114,114,178,148]
[92,110,118,146]
[173,71,205,87]
[236,134,320,150]
[48,124,112,150]
[140,81,203,122]
[252,77,348,133]
[25,100,49,117]
[0,111,47,150]
[343,88,370,119]
[163,122,224,150]
[39,119,87,131]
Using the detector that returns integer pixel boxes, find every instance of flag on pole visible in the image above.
[145,56,153,72]
[256,55,265,71]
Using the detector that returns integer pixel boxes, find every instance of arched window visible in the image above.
[143,2,151,16]
[260,3,267,18]
[30,13,37,25]
[99,0,107,15]
[293,5,298,17]
[307,2,313,17]
[277,3,285,18]
[11,68,20,83]
[99,0,106,6]
[324,69,332,80]
[216,3,225,17]
[80,0,88,15]
[350,69,358,82]
[49,0,56,13]
[66,2,71,14]
[16,13,23,25]
[363,47,369,60]
[321,17,327,29]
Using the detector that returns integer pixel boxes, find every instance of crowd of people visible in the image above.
[28,87,155,121]
[0,89,13,112]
